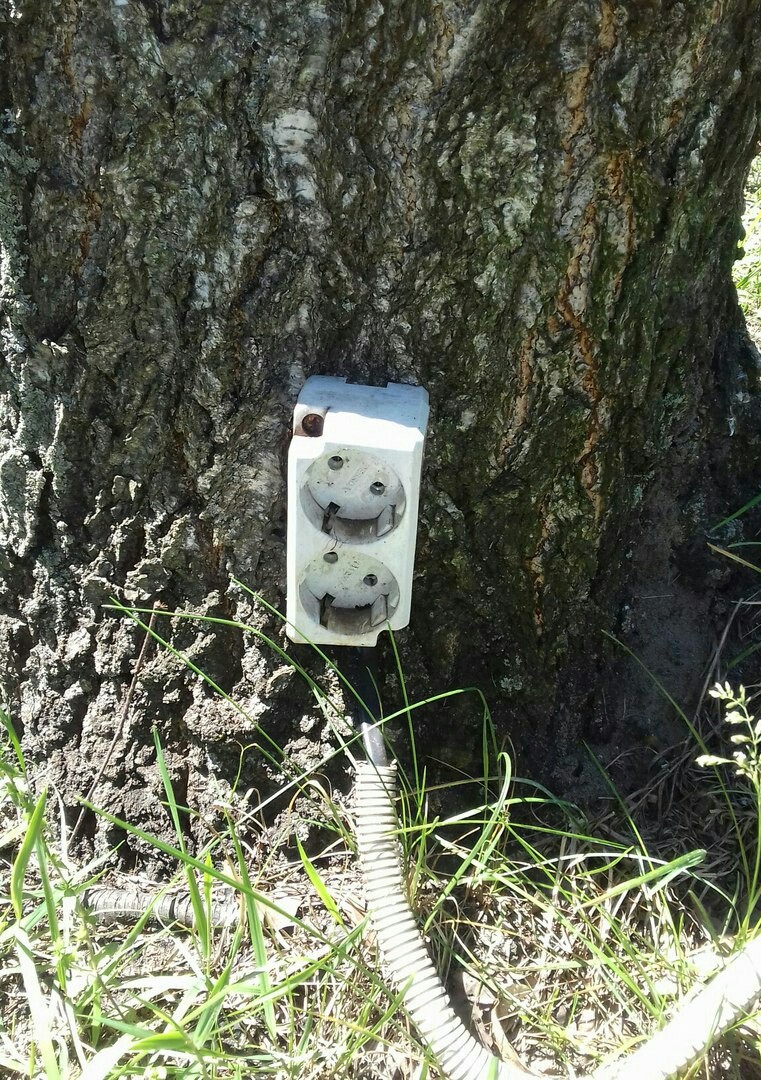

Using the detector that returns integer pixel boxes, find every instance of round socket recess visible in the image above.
[301,449,406,543]
[299,552,400,636]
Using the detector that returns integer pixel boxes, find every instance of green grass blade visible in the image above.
[13,926,61,1080]
[0,708,26,776]
[152,727,209,955]
[387,626,419,790]
[423,758,511,932]
[728,640,761,670]
[712,491,761,530]
[224,813,278,1039]
[579,850,706,909]
[11,788,47,920]
[79,1034,136,1080]
[35,833,65,990]
[297,837,344,927]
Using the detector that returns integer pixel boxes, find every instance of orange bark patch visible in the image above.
[599,0,617,50]
[555,203,604,524]
[70,96,91,143]
[61,27,76,91]
[562,65,591,174]
[605,152,636,300]
[496,330,535,466]
[77,188,102,266]
[562,4,617,171]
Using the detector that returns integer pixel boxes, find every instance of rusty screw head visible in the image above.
[301,412,324,437]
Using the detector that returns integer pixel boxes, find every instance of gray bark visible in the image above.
[1,0,760,853]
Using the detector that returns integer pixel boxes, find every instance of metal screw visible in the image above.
[328,455,344,470]
[370,481,385,495]
[363,574,378,587]
[301,413,324,437]
[323,552,338,564]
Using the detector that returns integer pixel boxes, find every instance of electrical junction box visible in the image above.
[287,376,429,646]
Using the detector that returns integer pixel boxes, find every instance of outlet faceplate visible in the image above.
[287,376,429,646]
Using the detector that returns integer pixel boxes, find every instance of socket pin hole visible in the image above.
[363,574,378,587]
[370,481,385,495]
[301,413,324,437]
[323,551,338,563]
[328,455,344,470]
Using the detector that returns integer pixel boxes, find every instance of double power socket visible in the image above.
[287,376,429,647]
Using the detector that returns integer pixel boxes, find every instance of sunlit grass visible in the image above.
[2,601,761,1077]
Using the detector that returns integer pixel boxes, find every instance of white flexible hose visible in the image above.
[355,761,534,1080]
[354,760,761,1080]
[596,934,761,1080]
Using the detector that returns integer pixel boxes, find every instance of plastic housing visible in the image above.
[287,376,429,646]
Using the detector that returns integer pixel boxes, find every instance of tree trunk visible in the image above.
[1,0,760,853]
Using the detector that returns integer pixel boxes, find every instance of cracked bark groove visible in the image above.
[1,0,760,859]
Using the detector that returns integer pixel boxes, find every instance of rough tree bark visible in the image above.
[1,0,760,855]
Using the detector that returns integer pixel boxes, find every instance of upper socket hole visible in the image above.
[302,449,406,543]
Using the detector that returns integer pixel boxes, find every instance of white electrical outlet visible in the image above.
[287,376,429,646]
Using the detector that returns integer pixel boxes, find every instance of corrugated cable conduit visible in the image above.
[355,760,531,1080]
